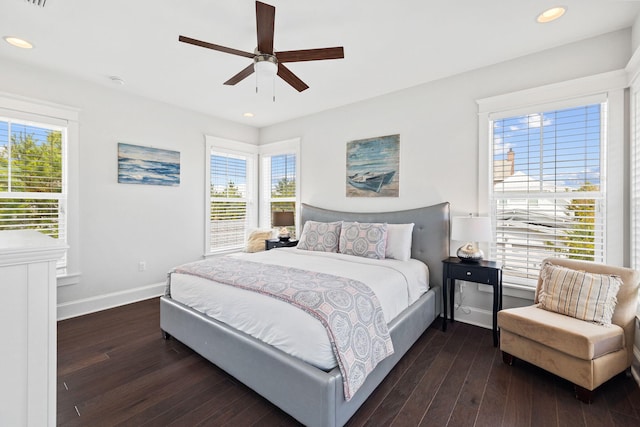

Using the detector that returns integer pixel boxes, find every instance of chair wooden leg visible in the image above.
[502,351,514,366]
[574,385,594,404]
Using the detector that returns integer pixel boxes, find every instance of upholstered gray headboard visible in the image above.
[300,202,450,290]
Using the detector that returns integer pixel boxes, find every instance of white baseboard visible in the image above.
[450,304,493,330]
[57,282,165,320]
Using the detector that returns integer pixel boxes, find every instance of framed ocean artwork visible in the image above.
[117,143,180,186]
[346,134,399,197]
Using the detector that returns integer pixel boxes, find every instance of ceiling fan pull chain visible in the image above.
[272,76,276,102]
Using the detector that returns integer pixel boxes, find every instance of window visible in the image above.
[260,139,299,236]
[0,116,68,272]
[205,137,257,254]
[205,136,300,254]
[488,101,609,288]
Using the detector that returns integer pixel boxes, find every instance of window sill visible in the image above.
[477,281,535,301]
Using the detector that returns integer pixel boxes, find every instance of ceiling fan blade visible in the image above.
[256,1,275,54]
[223,63,255,85]
[276,47,344,63]
[277,64,309,92]
[179,35,254,59]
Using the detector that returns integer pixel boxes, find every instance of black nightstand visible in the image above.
[442,257,503,347]
[265,239,298,251]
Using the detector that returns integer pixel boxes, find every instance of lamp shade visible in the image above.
[451,216,492,242]
[272,211,294,227]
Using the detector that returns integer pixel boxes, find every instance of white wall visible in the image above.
[260,29,633,326]
[0,28,633,323]
[632,13,640,52]
[0,58,258,318]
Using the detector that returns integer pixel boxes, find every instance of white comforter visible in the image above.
[170,247,429,370]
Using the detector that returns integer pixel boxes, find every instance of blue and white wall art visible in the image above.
[346,134,399,197]
[118,143,180,186]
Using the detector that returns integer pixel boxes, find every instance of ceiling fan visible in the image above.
[179,1,344,92]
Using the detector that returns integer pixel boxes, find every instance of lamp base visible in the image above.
[457,243,484,263]
[278,235,291,242]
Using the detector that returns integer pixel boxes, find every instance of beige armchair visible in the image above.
[498,258,640,403]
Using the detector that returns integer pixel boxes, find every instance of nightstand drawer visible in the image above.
[448,265,491,283]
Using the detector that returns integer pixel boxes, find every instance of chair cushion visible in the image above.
[498,305,624,361]
[538,261,621,325]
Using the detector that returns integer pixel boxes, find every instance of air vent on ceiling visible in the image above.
[26,0,47,7]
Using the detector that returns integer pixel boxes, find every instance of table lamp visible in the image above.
[272,211,294,241]
[451,215,492,262]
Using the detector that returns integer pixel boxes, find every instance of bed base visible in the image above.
[160,287,438,427]
[160,202,450,426]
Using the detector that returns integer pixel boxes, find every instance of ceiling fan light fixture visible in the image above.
[536,6,567,23]
[254,54,278,77]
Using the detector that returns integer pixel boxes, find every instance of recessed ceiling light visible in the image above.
[536,6,567,23]
[4,36,33,49]
[243,112,254,118]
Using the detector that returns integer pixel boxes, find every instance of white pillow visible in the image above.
[385,223,414,261]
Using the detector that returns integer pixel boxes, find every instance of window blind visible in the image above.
[490,103,606,287]
[209,151,252,252]
[0,117,67,271]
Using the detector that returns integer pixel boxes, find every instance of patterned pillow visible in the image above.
[296,221,341,252]
[538,261,622,325]
[339,222,388,259]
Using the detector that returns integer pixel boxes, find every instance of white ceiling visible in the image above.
[2,0,640,127]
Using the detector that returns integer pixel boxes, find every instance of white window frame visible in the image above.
[0,92,79,285]
[259,138,301,235]
[477,71,626,293]
[204,136,301,255]
[205,136,258,255]
[630,71,640,273]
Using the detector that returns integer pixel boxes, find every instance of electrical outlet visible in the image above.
[138,261,146,272]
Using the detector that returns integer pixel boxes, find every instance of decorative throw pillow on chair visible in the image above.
[538,261,622,325]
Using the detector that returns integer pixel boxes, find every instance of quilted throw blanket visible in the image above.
[167,257,394,401]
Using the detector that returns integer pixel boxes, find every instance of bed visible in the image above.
[160,202,450,427]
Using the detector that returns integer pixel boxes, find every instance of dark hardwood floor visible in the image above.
[58,298,640,426]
